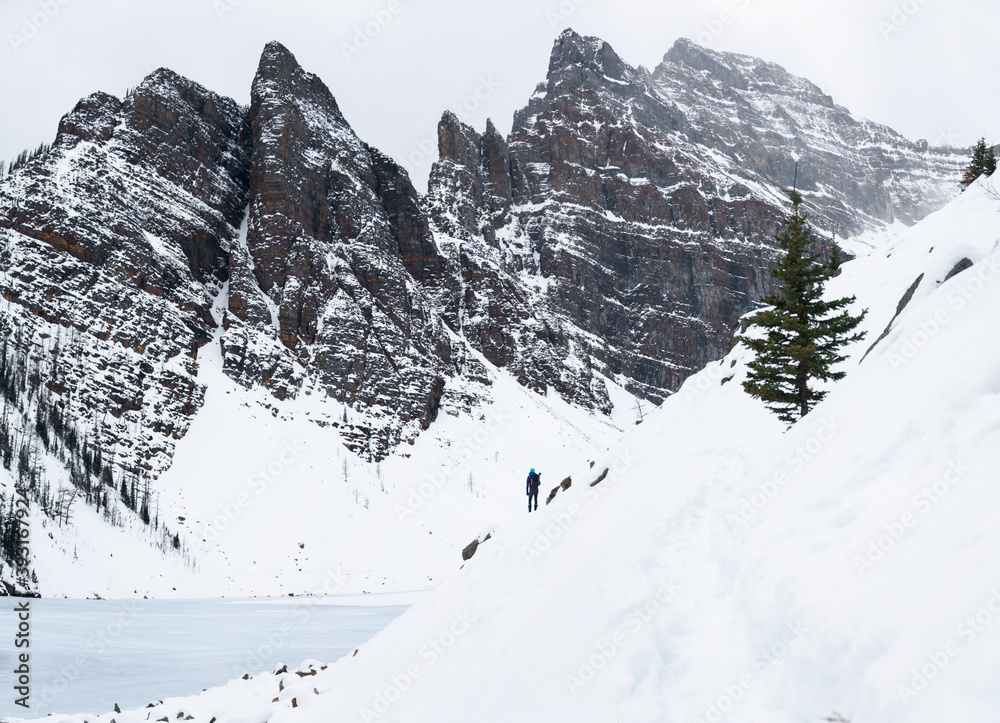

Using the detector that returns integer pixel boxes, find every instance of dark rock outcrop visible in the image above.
[426,112,611,412]
[221,42,475,458]
[943,257,973,282]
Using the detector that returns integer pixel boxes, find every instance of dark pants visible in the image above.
[528,490,538,511]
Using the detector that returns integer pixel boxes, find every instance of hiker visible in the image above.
[526,468,540,512]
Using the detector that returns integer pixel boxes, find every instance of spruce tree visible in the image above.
[961,137,997,188]
[139,479,150,525]
[741,185,867,425]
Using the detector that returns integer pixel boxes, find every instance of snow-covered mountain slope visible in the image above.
[25,282,634,598]
[655,38,963,231]
[44,172,1000,720]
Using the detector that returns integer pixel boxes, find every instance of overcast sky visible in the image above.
[2,0,997,189]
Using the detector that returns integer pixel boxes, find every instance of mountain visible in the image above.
[220,41,474,459]
[0,32,968,597]
[428,29,965,400]
[0,68,250,480]
[654,37,961,230]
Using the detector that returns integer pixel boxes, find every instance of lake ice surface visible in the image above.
[0,597,409,717]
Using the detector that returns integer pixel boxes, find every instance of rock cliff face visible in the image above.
[0,32,966,482]
[219,42,468,457]
[0,69,249,476]
[425,111,611,413]
[426,30,965,401]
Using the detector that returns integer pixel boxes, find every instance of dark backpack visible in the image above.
[531,472,540,489]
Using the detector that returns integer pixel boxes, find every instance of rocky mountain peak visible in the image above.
[450,30,966,406]
[651,37,961,229]
[437,110,480,171]
[256,40,307,83]
[0,61,252,483]
[56,91,123,146]
[252,41,346,128]
[220,42,470,457]
[548,28,634,84]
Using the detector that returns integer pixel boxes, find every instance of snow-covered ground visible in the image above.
[19,171,1000,722]
[0,597,410,717]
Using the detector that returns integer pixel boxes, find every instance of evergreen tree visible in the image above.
[962,137,997,188]
[740,184,867,425]
[139,479,150,525]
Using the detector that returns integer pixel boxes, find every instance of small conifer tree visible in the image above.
[961,137,997,188]
[741,181,867,425]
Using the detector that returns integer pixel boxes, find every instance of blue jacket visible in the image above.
[526,471,540,494]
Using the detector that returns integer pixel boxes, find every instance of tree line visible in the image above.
[0,321,189,580]
[0,142,53,180]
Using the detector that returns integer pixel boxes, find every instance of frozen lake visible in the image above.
[0,596,410,717]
